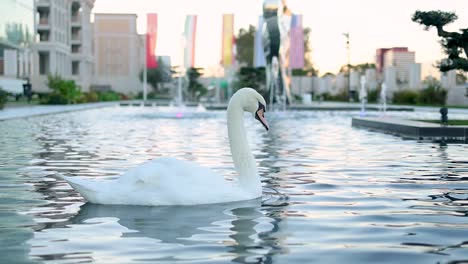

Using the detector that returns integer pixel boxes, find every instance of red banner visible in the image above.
[146,13,158,68]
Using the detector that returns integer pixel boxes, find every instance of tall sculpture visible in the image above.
[261,0,292,111]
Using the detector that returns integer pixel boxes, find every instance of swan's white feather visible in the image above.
[64,157,253,205]
[62,88,266,206]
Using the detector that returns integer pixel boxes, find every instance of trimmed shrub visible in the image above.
[367,88,380,103]
[97,90,121,101]
[418,85,447,105]
[83,91,99,102]
[321,90,348,102]
[42,93,68,104]
[392,89,419,105]
[0,88,9,110]
[44,74,82,104]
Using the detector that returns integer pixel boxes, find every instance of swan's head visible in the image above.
[232,88,269,131]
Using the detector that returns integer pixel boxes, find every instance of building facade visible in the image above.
[31,0,95,92]
[70,0,95,91]
[375,48,389,75]
[408,63,421,89]
[376,47,416,86]
[0,0,35,93]
[383,66,397,97]
[441,70,456,90]
[93,13,144,94]
[365,68,377,91]
[383,48,415,85]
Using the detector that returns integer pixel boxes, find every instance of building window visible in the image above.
[72,45,81,53]
[72,61,79,75]
[38,30,49,41]
[39,52,49,75]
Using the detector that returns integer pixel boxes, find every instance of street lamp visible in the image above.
[343,31,351,101]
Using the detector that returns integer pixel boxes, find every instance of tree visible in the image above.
[45,74,82,104]
[339,63,376,75]
[234,67,267,100]
[235,25,256,67]
[418,77,447,105]
[186,67,207,101]
[139,57,173,94]
[303,27,314,69]
[5,23,32,46]
[412,10,468,72]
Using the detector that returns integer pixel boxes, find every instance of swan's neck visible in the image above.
[227,103,261,195]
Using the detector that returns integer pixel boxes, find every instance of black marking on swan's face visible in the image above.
[255,102,269,131]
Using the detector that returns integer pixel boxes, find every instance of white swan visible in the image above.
[63,88,269,206]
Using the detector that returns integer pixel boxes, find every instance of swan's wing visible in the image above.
[119,157,225,188]
[62,157,235,205]
[117,157,234,204]
[61,175,108,203]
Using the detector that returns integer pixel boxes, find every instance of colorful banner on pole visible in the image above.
[221,14,235,67]
[289,14,304,69]
[254,16,266,67]
[184,15,197,68]
[146,13,158,68]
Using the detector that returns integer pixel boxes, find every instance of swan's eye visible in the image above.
[257,102,266,113]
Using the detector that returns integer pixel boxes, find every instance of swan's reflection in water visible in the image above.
[72,200,261,244]
[31,197,288,263]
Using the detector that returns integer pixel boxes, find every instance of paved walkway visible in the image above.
[0,102,118,121]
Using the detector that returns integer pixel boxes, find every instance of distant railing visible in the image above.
[71,15,81,23]
[39,17,49,25]
[36,0,50,5]
[72,47,81,53]
[71,34,81,41]
[39,33,49,41]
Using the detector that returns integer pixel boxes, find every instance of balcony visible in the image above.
[37,17,50,30]
[39,17,49,25]
[72,61,80,75]
[71,44,81,54]
[36,0,50,8]
[71,34,81,44]
[37,30,50,42]
[71,14,82,27]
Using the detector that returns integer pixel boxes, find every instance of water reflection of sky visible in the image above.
[0,107,467,263]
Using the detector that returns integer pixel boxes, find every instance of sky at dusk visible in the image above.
[93,0,468,77]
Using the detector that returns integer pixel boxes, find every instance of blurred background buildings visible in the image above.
[0,0,466,105]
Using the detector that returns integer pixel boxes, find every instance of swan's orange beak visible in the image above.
[255,103,269,131]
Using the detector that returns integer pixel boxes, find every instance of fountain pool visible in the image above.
[0,106,467,264]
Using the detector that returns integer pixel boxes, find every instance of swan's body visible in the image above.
[63,88,269,206]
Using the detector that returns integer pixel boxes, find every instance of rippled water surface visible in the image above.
[1,106,468,264]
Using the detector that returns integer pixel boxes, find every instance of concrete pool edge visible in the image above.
[352,116,468,143]
[0,102,119,121]
[201,103,414,111]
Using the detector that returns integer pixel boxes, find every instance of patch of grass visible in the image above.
[446,105,468,109]
[415,119,468,126]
